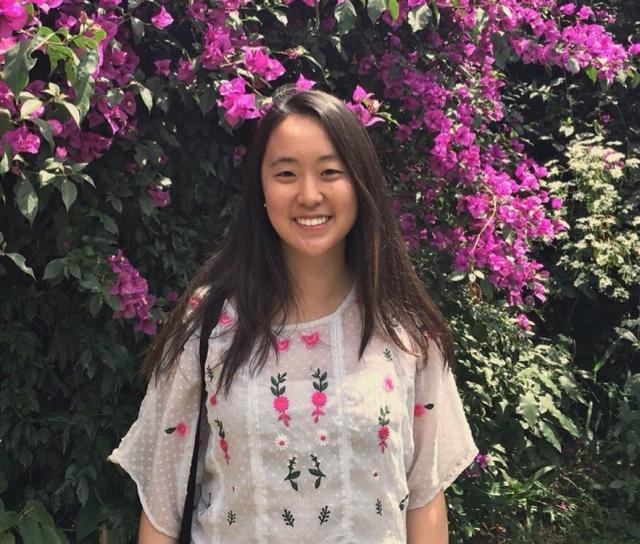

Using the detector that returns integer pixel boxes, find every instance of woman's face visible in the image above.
[260,113,358,267]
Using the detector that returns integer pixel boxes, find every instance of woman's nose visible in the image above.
[297,174,323,206]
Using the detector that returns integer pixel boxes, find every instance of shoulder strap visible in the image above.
[178,295,224,544]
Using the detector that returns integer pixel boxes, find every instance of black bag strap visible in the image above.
[178,294,224,544]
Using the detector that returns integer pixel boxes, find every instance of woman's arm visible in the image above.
[138,510,177,544]
[406,491,449,544]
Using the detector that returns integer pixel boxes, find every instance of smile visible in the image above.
[294,216,331,226]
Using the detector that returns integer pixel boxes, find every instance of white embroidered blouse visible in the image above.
[107,283,478,543]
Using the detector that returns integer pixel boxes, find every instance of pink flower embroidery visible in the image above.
[274,434,288,450]
[164,422,189,436]
[310,368,328,423]
[316,430,329,446]
[214,419,230,464]
[270,372,291,427]
[300,331,320,348]
[377,406,390,453]
[383,375,394,392]
[209,393,217,406]
[218,312,233,326]
[276,337,290,352]
[188,295,200,308]
[414,402,434,417]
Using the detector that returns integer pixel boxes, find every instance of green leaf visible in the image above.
[448,270,466,282]
[3,252,35,279]
[0,151,8,176]
[386,0,399,20]
[585,66,598,83]
[0,511,19,533]
[0,108,11,133]
[32,118,54,150]
[407,4,430,32]
[23,501,54,528]
[137,84,153,113]
[73,48,99,121]
[15,177,39,223]
[566,57,580,74]
[43,258,65,280]
[538,419,561,452]
[19,99,43,119]
[60,101,80,127]
[59,179,78,211]
[1,37,45,96]
[18,517,42,544]
[76,494,103,540]
[0,532,16,544]
[335,0,357,35]
[367,0,386,23]
[518,392,539,427]
[130,17,145,42]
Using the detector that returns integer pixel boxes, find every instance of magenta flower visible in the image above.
[177,58,195,83]
[147,185,171,208]
[166,290,178,302]
[2,125,41,154]
[32,0,63,14]
[629,44,640,55]
[295,73,315,91]
[151,6,173,29]
[516,313,531,330]
[154,58,171,77]
[0,0,27,38]
[242,46,285,81]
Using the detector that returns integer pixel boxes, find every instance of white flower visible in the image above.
[274,434,288,450]
[316,430,330,447]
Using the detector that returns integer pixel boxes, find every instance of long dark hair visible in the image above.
[143,85,455,396]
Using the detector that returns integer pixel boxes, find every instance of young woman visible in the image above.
[108,86,478,543]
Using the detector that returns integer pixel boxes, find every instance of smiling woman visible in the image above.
[108,85,478,544]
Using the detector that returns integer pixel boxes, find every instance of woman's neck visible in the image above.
[282,255,355,325]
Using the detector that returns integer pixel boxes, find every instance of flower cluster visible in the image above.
[107,249,157,335]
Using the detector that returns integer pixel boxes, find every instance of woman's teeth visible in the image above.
[295,216,330,226]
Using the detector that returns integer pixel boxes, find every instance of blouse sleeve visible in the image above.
[406,338,479,510]
[107,337,208,538]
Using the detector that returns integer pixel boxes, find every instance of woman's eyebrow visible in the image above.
[268,154,340,168]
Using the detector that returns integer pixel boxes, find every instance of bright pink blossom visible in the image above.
[0,0,27,38]
[154,58,171,77]
[2,125,40,154]
[300,331,321,348]
[151,6,173,29]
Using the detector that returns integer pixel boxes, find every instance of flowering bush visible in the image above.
[1,0,639,541]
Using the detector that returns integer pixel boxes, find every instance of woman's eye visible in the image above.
[322,169,341,176]
[275,171,295,177]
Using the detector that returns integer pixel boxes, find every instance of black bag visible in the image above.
[178,295,224,544]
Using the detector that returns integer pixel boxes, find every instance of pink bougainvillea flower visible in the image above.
[55,146,67,158]
[154,58,171,77]
[177,58,195,83]
[515,313,531,330]
[2,125,41,154]
[233,144,246,162]
[32,0,63,14]
[151,5,173,29]
[295,73,315,91]
[300,331,320,348]
[147,185,171,208]
[629,44,640,55]
[166,290,178,302]
[0,0,27,38]
[241,46,285,81]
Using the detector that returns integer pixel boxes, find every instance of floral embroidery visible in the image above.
[377,406,391,453]
[214,419,230,464]
[206,365,215,383]
[164,422,188,436]
[316,430,330,446]
[209,393,217,406]
[399,494,409,511]
[218,311,233,326]
[311,368,328,423]
[383,348,393,362]
[414,402,434,417]
[276,337,290,352]
[284,455,301,491]
[282,509,295,527]
[274,434,288,450]
[270,372,291,427]
[308,453,326,489]
[375,499,383,515]
[318,505,330,525]
[300,331,320,348]
[227,511,236,526]
[383,375,394,392]
[188,295,200,308]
